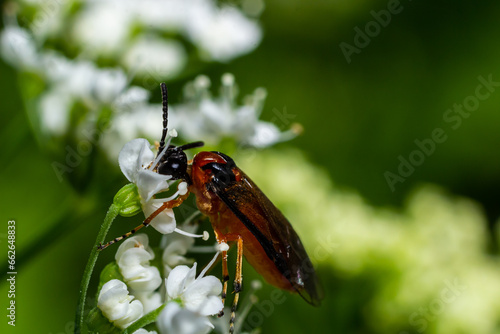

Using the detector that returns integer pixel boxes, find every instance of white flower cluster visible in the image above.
[114,235,162,313]
[170,73,300,148]
[7,0,261,65]
[70,0,262,63]
[0,0,267,161]
[102,72,300,162]
[97,233,225,334]
[0,24,144,137]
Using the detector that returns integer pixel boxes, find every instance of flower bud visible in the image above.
[114,183,142,217]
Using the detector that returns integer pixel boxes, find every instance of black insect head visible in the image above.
[156,83,203,183]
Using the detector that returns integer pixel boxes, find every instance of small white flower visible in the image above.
[162,235,195,277]
[56,59,99,101]
[133,290,163,314]
[41,51,74,83]
[0,26,38,69]
[115,234,162,292]
[119,139,170,202]
[114,87,151,112]
[161,226,197,277]
[92,69,128,104]
[98,279,144,329]
[118,138,184,234]
[48,59,127,105]
[38,88,73,135]
[101,103,163,161]
[187,6,262,62]
[133,0,189,30]
[38,49,130,106]
[247,121,295,149]
[165,261,223,316]
[157,302,213,334]
[122,35,187,79]
[72,2,132,56]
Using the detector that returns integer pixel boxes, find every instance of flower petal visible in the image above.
[98,279,144,328]
[183,263,198,289]
[133,290,162,314]
[119,138,154,183]
[115,234,152,262]
[0,26,39,69]
[157,302,180,332]
[122,35,187,79]
[163,237,195,276]
[183,276,223,314]
[115,86,151,111]
[157,302,213,334]
[166,266,190,299]
[98,281,131,320]
[144,204,176,234]
[195,295,224,317]
[247,121,284,148]
[166,263,197,299]
[186,276,223,298]
[93,68,128,103]
[136,169,172,202]
[115,235,162,292]
[127,268,162,292]
[38,89,72,135]
[119,250,162,291]
[114,299,144,329]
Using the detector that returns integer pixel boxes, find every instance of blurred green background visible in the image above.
[1,0,500,333]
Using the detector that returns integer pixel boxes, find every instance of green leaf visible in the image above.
[97,261,124,296]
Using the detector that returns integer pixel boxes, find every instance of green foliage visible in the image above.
[97,262,124,294]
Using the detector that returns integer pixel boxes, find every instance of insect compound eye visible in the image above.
[157,151,188,181]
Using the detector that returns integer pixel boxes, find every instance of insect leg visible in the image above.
[230,237,243,334]
[219,247,229,317]
[98,193,189,250]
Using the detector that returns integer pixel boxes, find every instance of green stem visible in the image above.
[122,303,167,334]
[75,203,120,334]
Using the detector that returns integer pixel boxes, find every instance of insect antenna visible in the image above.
[158,82,169,154]
[157,83,204,155]
[177,141,205,151]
